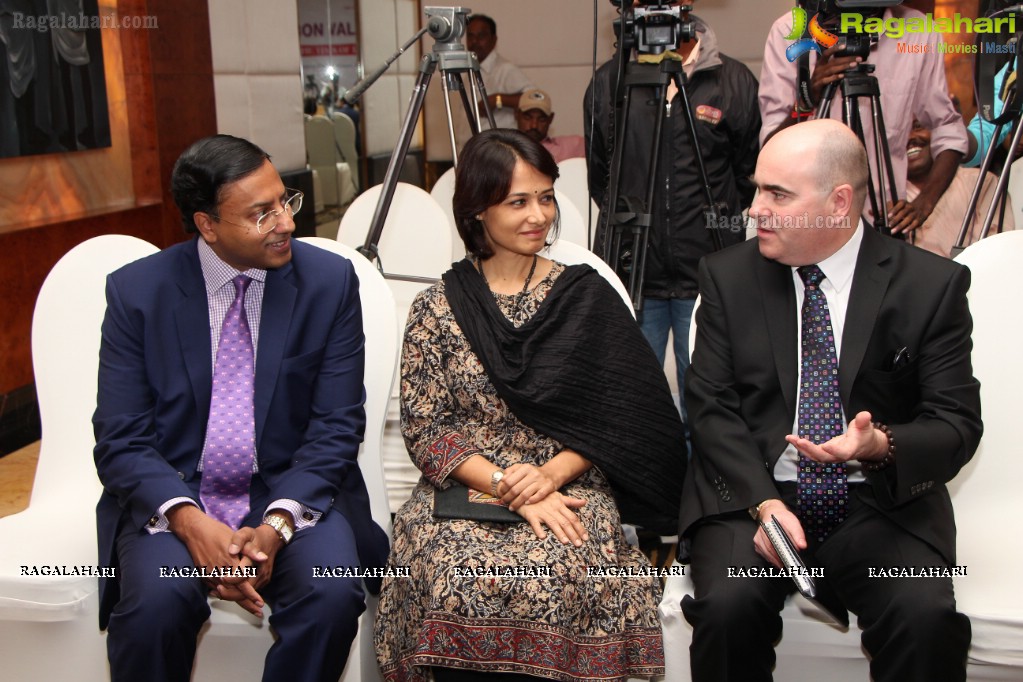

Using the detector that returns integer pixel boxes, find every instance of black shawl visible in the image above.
[443,259,686,535]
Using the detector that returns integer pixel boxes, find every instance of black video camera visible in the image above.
[610,1,696,55]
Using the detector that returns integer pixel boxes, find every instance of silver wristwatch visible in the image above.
[490,470,505,498]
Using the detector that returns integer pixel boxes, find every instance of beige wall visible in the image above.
[356,0,423,158]
[208,0,307,172]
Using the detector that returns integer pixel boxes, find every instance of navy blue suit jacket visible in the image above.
[93,238,389,627]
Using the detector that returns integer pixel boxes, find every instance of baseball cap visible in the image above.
[518,88,552,115]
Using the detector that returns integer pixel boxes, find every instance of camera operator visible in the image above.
[584,0,760,417]
[759,2,967,237]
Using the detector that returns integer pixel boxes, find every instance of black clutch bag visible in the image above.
[433,482,524,523]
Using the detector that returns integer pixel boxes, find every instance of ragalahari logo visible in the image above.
[784,6,839,62]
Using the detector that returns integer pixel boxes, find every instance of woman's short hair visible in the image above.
[171,134,271,233]
[452,128,561,259]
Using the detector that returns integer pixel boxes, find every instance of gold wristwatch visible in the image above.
[263,513,294,545]
[749,500,769,521]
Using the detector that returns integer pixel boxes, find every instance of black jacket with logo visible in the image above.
[584,17,761,300]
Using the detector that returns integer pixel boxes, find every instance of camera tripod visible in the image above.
[952,105,1019,257]
[816,62,901,236]
[599,57,728,311]
[952,16,1022,257]
[357,7,494,269]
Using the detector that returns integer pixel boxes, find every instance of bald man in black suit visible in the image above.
[678,119,982,682]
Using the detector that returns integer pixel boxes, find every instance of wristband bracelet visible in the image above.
[865,422,896,472]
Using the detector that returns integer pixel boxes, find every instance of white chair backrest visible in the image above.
[556,157,599,241]
[429,167,463,264]
[555,189,590,249]
[306,115,352,207]
[337,182,453,280]
[304,115,337,167]
[1005,158,1023,225]
[330,112,360,192]
[950,230,1023,615]
[430,166,457,222]
[689,295,702,360]
[30,235,160,507]
[298,237,398,536]
[543,240,633,316]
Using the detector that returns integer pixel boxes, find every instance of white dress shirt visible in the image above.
[774,223,866,483]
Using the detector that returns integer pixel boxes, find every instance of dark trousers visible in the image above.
[106,507,365,682]
[681,489,971,682]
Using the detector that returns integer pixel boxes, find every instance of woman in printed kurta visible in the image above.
[374,129,684,682]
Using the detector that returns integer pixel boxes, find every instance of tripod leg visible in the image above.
[870,94,900,214]
[844,95,882,229]
[869,96,894,233]
[815,81,837,120]
[979,119,1023,242]
[361,59,436,260]
[440,73,465,165]
[601,84,636,264]
[955,122,1004,251]
[446,71,480,136]
[470,71,497,129]
[673,69,725,252]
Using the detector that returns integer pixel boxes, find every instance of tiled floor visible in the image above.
[0,441,38,519]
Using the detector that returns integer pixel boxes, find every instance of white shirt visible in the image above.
[479,50,533,130]
[774,223,865,483]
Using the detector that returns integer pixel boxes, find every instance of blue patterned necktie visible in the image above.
[199,275,255,529]
[796,265,847,543]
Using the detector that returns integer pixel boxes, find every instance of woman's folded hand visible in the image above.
[515,492,589,547]
[500,462,558,510]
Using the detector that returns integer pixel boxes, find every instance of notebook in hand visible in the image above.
[761,514,848,627]
[433,482,523,523]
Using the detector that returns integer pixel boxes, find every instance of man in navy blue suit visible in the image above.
[93,134,388,682]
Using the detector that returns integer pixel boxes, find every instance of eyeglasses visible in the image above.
[212,190,304,234]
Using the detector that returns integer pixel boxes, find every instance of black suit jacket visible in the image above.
[679,228,982,564]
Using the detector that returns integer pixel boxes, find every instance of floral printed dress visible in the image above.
[374,263,665,682]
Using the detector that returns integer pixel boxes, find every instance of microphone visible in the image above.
[338,26,429,106]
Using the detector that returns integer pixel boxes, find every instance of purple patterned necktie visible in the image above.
[796,265,847,543]
[200,274,255,529]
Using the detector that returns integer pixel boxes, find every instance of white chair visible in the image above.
[306,115,355,208]
[948,230,1023,678]
[0,234,397,681]
[1004,159,1023,227]
[188,238,399,682]
[429,166,464,264]
[336,187,453,514]
[553,189,590,249]
[556,156,599,244]
[659,235,1023,680]
[543,239,632,316]
[337,182,453,280]
[0,235,159,680]
[286,236,398,682]
[330,111,361,194]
